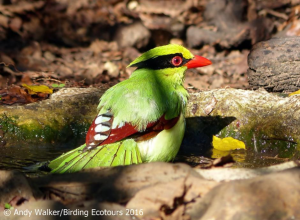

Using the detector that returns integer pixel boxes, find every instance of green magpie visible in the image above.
[47,44,212,173]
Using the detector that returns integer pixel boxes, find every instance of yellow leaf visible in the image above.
[22,84,53,95]
[288,90,300,97]
[212,136,246,151]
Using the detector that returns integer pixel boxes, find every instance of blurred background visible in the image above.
[0,0,299,94]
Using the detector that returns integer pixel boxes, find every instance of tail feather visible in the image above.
[48,139,142,173]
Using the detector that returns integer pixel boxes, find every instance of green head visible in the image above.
[125,44,212,122]
[98,44,212,129]
[128,44,212,74]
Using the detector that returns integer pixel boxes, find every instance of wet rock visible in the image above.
[186,167,300,220]
[0,88,104,148]
[113,22,150,49]
[247,36,300,92]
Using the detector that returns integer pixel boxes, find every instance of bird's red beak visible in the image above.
[185,55,212,69]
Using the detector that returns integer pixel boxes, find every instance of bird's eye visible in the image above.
[171,56,183,67]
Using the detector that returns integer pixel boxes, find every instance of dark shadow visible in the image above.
[178,116,237,158]
[34,164,160,204]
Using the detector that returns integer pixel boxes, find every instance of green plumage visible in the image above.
[49,140,142,173]
[99,68,188,130]
[46,44,203,173]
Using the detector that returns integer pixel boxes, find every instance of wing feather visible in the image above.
[49,139,143,173]
[84,111,180,151]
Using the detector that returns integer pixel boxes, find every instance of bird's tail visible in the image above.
[48,139,143,173]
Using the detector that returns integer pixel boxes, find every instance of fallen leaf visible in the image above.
[0,85,52,105]
[288,90,300,96]
[212,136,246,151]
[22,84,53,94]
[0,85,30,105]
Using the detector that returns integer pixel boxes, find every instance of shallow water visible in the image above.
[0,127,297,176]
[176,148,293,169]
[0,143,74,176]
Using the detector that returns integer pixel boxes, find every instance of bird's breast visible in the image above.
[137,113,185,162]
